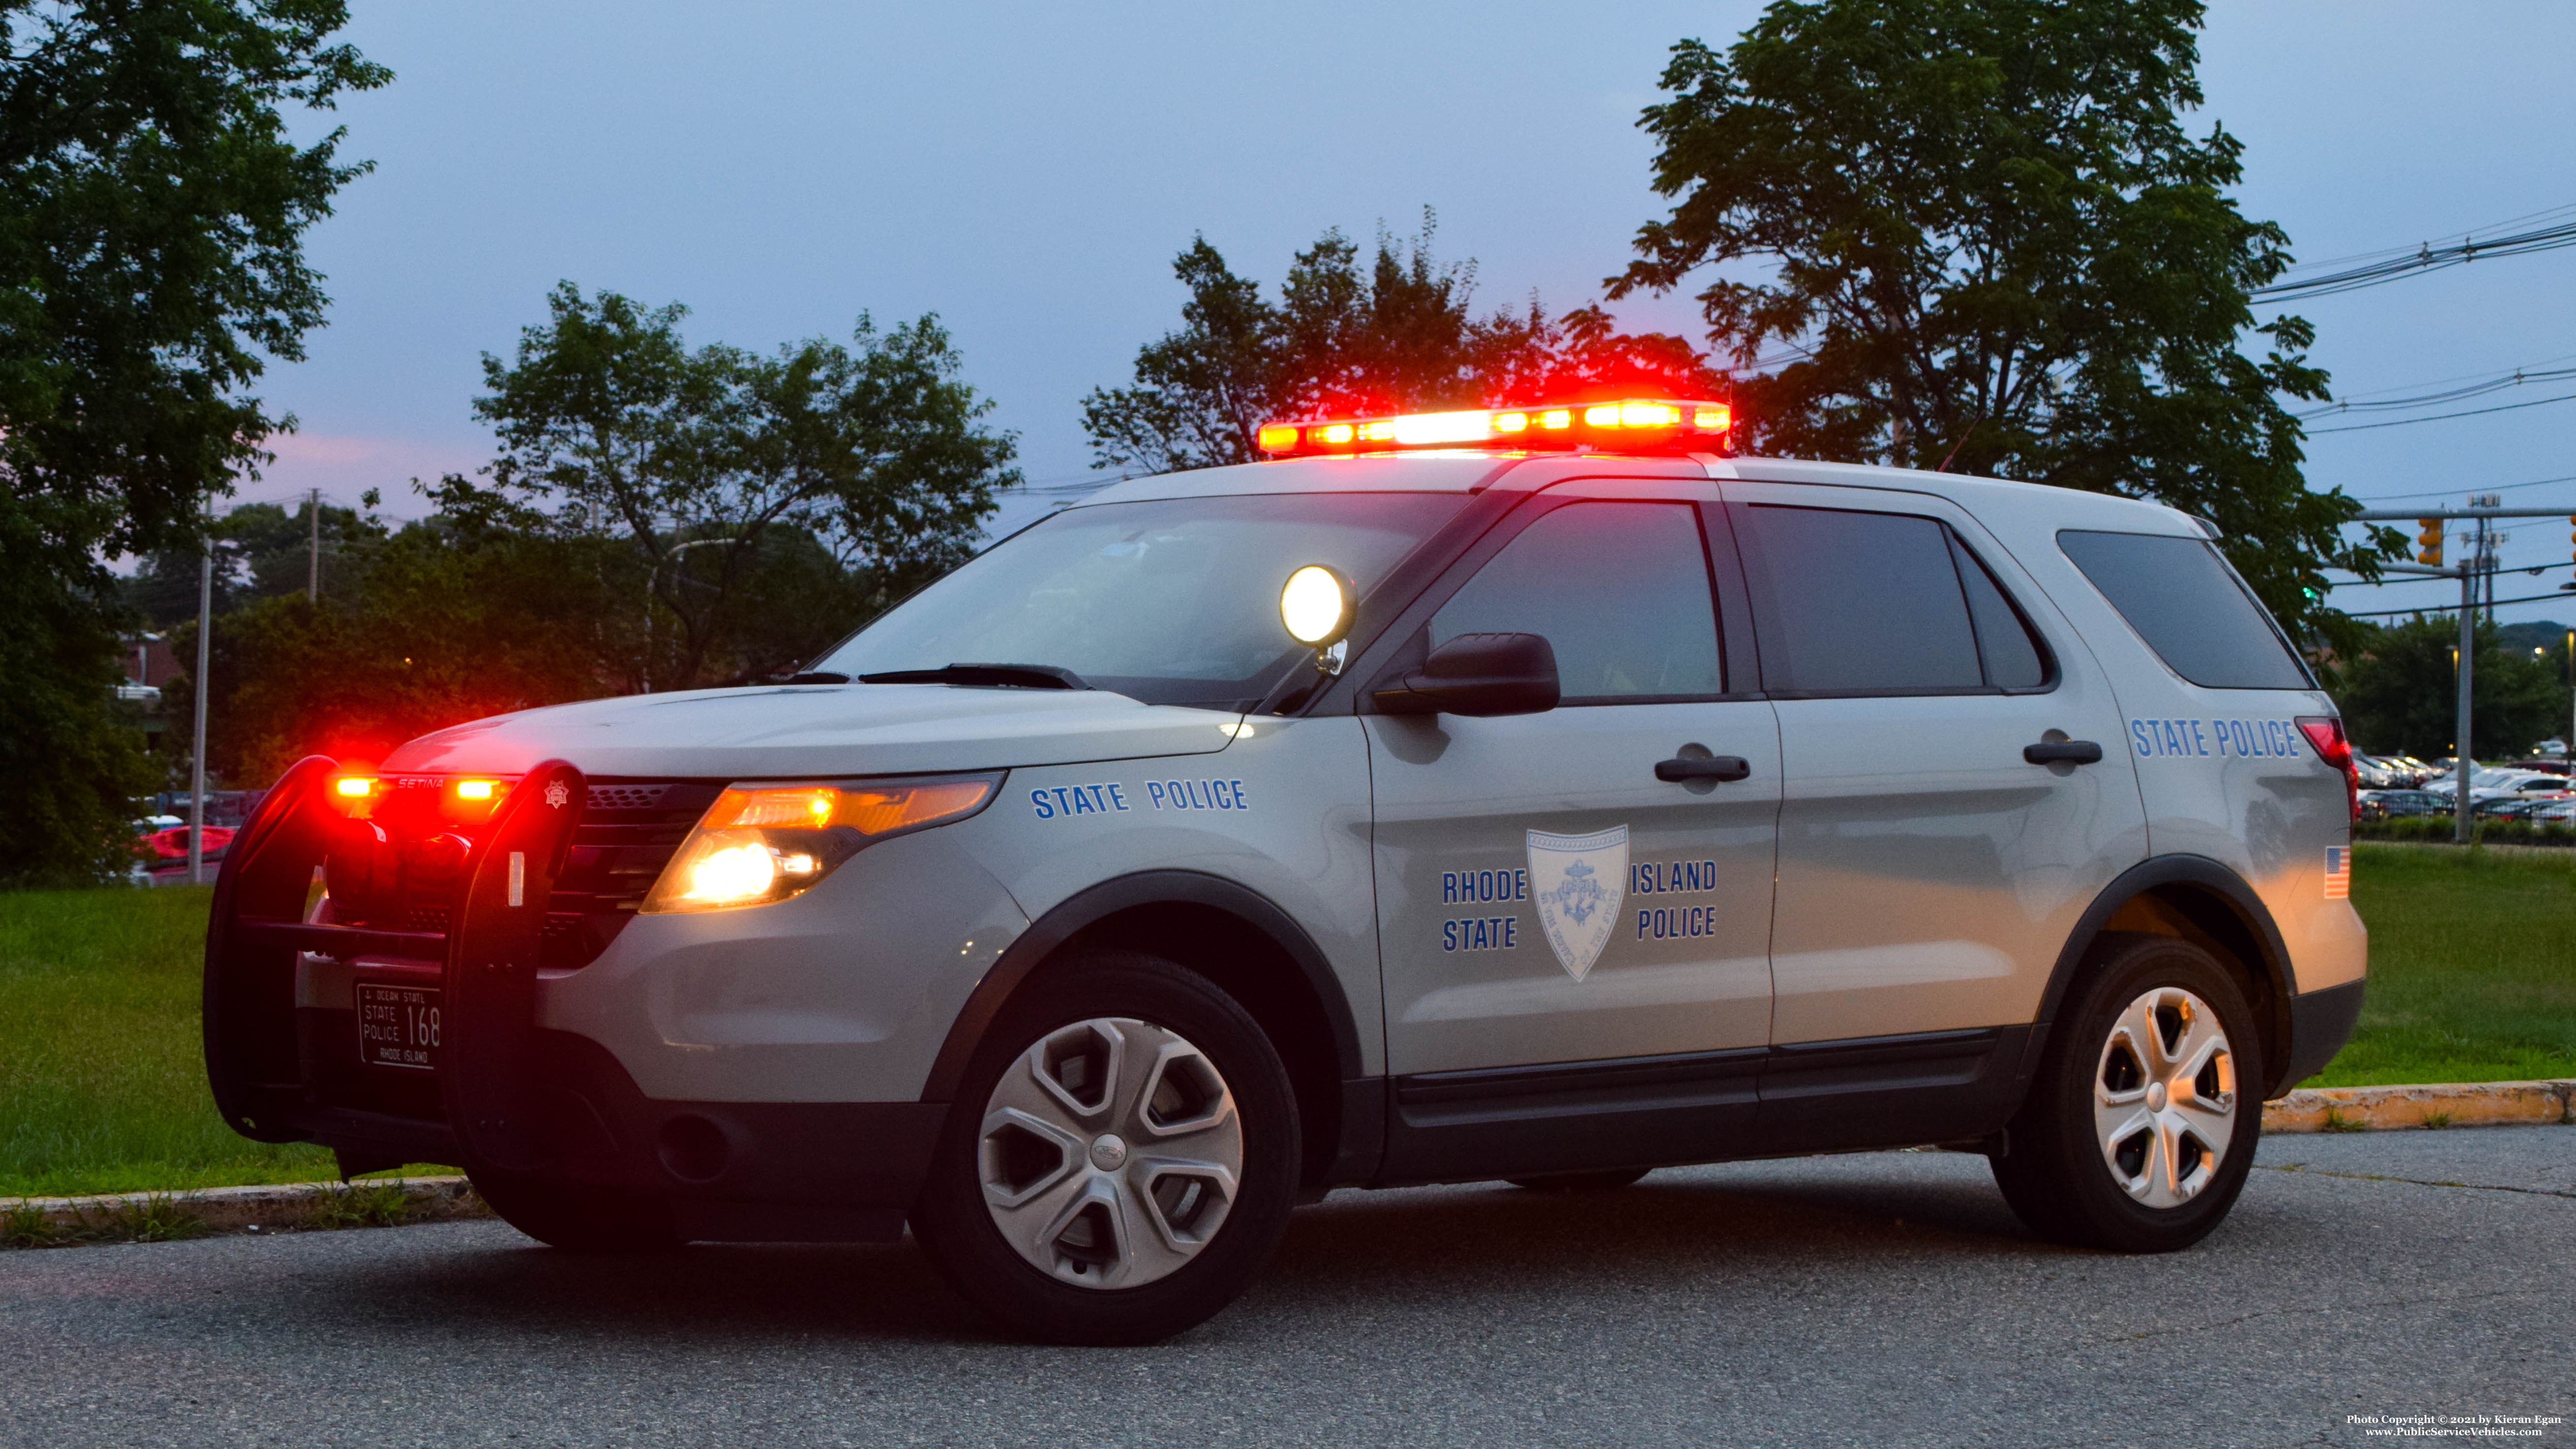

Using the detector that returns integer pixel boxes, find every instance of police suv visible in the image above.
[204,398,2366,1344]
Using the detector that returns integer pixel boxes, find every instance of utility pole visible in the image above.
[190,539,213,885]
[307,487,321,602]
[2358,502,2576,844]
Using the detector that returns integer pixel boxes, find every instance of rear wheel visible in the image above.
[911,951,1299,1345]
[1992,932,2263,1252]
[469,1170,682,1254]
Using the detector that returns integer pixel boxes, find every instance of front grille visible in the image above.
[542,779,722,969]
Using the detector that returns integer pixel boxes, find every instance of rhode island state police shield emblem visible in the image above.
[1526,825,1628,981]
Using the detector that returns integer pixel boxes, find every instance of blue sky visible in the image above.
[245,0,2576,625]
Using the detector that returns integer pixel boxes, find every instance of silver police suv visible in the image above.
[205,398,2366,1344]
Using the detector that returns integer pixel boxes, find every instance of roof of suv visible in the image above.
[1082,451,2211,541]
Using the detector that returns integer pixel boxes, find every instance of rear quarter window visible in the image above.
[2057,530,2311,690]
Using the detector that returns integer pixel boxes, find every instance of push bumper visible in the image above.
[204,757,942,1243]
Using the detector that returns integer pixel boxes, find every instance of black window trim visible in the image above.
[1725,499,2062,702]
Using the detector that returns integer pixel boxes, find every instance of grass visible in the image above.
[0,887,449,1199]
[0,846,2567,1196]
[2306,844,2576,1089]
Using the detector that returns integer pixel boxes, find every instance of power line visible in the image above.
[2329,561,2573,588]
[2341,591,2574,618]
[2298,363,2576,418]
[2252,206,2576,303]
[2275,202,2576,276]
[2345,473,2576,503]
[2306,389,2576,434]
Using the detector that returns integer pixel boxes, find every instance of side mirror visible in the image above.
[1371,632,1560,717]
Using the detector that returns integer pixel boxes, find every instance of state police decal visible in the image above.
[1526,825,1628,981]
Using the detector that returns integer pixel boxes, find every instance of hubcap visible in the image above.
[2093,986,2237,1209]
[977,1017,1242,1289]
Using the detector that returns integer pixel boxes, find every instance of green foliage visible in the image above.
[0,0,389,561]
[1609,0,2399,639]
[123,498,377,630]
[2310,845,2576,1088]
[0,516,155,885]
[301,1180,412,1231]
[2356,816,2575,849]
[0,0,385,880]
[463,283,1020,690]
[185,507,615,782]
[1083,213,1717,473]
[2333,615,2567,760]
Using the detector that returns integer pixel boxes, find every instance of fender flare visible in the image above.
[2029,854,2300,1098]
[918,870,1367,1104]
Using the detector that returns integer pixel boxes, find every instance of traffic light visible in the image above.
[2417,518,2445,566]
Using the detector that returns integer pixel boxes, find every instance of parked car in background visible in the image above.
[137,824,236,863]
[2475,797,2547,820]
[2358,789,2442,821]
[2424,768,2568,804]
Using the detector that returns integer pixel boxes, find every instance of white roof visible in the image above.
[1076,450,2209,540]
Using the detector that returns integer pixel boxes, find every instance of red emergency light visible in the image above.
[1256,399,1733,459]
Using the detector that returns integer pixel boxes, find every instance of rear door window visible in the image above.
[1732,504,2050,696]
[2056,530,2310,690]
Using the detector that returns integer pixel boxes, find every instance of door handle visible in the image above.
[1656,755,1752,783]
[2024,740,2104,765]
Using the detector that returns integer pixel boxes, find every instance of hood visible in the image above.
[378,684,1237,780]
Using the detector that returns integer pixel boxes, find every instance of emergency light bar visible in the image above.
[1256,399,1732,459]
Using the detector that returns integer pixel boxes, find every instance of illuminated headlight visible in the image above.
[640,776,998,913]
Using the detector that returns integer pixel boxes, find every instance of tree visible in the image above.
[1607,0,2396,638]
[0,0,386,881]
[1083,214,1717,474]
[462,284,1020,691]
[2332,616,2563,760]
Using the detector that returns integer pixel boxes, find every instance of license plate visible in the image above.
[356,983,441,1071]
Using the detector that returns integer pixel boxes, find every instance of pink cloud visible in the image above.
[239,433,490,519]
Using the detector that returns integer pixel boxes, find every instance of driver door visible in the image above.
[1365,487,1782,1179]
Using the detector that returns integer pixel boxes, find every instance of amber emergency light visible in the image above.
[1256,399,1732,459]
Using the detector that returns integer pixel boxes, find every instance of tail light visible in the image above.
[2297,716,2359,824]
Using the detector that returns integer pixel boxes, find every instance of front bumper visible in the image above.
[204,757,951,1243]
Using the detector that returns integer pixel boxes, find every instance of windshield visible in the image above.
[813,492,1471,709]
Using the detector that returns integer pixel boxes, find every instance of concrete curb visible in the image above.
[2263,1080,2576,1134]
[5,1176,488,1245]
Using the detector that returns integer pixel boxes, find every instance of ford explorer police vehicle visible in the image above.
[204,397,2365,1344]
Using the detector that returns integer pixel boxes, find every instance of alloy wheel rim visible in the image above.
[2092,985,2237,1208]
[977,1017,1243,1289]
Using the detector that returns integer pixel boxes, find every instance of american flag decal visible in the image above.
[2323,846,2351,899]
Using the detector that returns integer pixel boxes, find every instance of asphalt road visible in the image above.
[3,1128,2570,1449]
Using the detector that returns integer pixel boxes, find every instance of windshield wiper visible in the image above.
[857,662,1093,691]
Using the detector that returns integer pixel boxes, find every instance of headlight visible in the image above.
[640,775,998,913]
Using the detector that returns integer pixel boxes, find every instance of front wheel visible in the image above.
[1992,932,2264,1253]
[910,951,1300,1345]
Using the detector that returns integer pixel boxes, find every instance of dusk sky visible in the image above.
[245,0,2576,626]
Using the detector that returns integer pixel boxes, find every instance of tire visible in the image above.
[1992,932,2265,1253]
[469,1169,683,1254]
[910,950,1300,1345]
[1508,1169,1652,1192]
